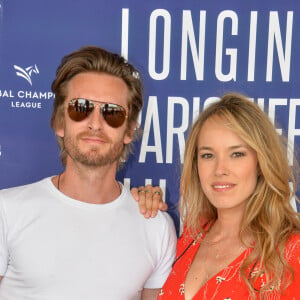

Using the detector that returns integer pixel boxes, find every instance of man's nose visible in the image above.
[87,106,104,130]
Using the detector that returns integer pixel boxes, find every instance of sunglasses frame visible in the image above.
[67,98,128,128]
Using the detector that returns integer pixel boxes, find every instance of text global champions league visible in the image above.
[0,63,53,109]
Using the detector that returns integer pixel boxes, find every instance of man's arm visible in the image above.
[141,215,176,299]
[141,288,160,299]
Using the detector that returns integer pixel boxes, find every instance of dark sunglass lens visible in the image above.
[102,104,126,128]
[68,99,94,121]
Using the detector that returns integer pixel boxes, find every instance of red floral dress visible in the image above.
[158,230,300,300]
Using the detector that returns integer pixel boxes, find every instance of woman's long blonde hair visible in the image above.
[180,93,300,297]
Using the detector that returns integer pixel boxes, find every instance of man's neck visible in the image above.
[54,161,121,204]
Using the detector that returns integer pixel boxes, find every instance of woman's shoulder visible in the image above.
[286,232,300,247]
[285,233,300,264]
[177,221,210,250]
[286,233,300,247]
[177,227,195,247]
[280,233,300,297]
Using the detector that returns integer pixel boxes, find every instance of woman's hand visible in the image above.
[131,185,168,218]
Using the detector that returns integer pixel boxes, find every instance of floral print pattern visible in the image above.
[158,231,300,300]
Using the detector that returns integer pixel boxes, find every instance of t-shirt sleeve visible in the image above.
[143,213,177,289]
[0,195,9,276]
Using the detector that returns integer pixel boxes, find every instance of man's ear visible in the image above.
[54,115,65,138]
[124,121,136,145]
[55,127,64,138]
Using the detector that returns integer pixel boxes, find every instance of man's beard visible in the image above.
[63,131,124,167]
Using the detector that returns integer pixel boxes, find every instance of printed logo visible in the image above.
[13,64,39,86]
[0,64,53,110]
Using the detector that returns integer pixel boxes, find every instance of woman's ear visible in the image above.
[257,165,262,177]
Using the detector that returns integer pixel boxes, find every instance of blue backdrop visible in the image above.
[0,0,299,230]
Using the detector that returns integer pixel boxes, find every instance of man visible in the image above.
[0,46,176,299]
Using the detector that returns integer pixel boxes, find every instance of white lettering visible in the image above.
[268,98,287,135]
[215,10,238,81]
[203,97,220,109]
[121,8,129,59]
[256,98,265,111]
[192,97,201,123]
[124,9,295,82]
[180,10,206,80]
[17,90,53,99]
[166,97,189,163]
[247,11,258,81]
[148,9,171,80]
[266,11,293,82]
[18,90,24,98]
[288,99,300,165]
[139,96,163,163]
[0,90,14,98]
[11,101,42,108]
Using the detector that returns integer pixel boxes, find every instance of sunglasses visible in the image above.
[67,98,127,128]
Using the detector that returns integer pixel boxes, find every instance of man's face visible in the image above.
[55,72,133,167]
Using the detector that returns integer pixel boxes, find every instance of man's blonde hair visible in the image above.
[50,46,143,165]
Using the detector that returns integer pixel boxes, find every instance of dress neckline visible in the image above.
[183,228,250,299]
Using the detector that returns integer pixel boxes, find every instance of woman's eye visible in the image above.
[200,153,213,159]
[232,152,245,158]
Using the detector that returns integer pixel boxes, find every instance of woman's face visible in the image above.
[197,116,258,214]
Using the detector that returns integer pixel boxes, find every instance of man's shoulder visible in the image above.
[0,177,51,204]
[151,210,175,227]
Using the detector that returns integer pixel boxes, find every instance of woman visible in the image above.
[138,93,300,299]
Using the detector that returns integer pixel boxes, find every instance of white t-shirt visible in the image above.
[0,177,177,300]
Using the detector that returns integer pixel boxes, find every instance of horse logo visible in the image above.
[13,64,39,86]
